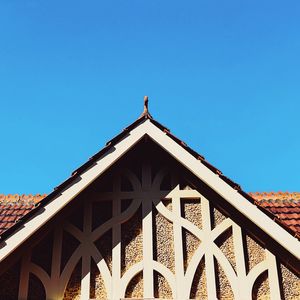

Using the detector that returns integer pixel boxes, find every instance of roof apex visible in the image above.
[0,111,299,263]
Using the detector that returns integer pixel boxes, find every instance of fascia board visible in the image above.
[0,119,299,262]
[143,121,300,260]
[0,120,149,262]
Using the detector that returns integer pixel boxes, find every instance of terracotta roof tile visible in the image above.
[0,194,46,236]
[250,192,300,236]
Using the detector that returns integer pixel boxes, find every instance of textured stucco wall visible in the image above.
[280,263,300,300]
[63,261,81,300]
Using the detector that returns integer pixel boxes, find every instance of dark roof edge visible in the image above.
[0,116,151,241]
[1,114,299,243]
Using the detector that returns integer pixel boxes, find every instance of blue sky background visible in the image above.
[0,0,300,194]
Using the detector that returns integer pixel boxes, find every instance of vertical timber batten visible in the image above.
[142,162,154,298]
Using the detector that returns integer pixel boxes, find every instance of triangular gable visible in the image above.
[0,117,299,264]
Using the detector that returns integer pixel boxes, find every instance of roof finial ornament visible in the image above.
[143,95,149,113]
[139,95,153,119]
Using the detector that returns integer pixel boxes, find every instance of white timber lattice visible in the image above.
[18,163,282,300]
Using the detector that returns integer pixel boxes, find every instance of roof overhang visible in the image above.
[0,119,299,262]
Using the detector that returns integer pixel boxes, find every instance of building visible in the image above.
[0,98,299,299]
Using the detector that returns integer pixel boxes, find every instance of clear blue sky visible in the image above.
[0,0,300,194]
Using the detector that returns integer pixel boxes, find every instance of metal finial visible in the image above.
[139,95,152,119]
[144,96,149,113]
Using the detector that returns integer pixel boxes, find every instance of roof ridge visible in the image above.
[0,111,299,262]
[249,192,300,201]
[0,194,47,204]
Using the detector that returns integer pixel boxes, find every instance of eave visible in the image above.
[0,117,299,263]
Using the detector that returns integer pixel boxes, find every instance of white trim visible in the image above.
[142,162,154,298]
[266,249,281,300]
[144,121,300,260]
[0,119,299,262]
[0,120,147,262]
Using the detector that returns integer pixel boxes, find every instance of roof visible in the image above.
[0,194,46,236]
[249,192,300,235]
[1,193,299,237]
[0,112,299,262]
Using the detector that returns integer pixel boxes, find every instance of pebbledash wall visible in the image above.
[0,140,299,300]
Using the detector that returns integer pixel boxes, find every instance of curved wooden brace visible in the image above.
[183,243,206,298]
[152,167,168,189]
[211,218,233,241]
[153,199,174,222]
[91,197,142,242]
[212,243,239,298]
[122,169,142,191]
[28,262,50,294]
[58,245,83,296]
[154,200,205,241]
[247,260,268,294]
[64,222,85,243]
[90,242,112,299]
[119,262,143,297]
[152,261,177,298]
